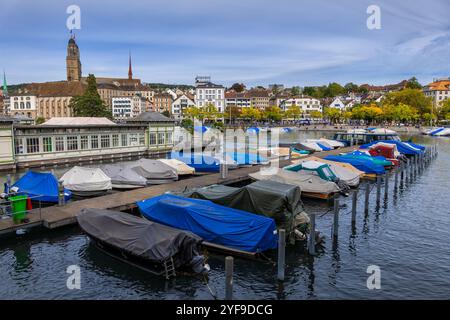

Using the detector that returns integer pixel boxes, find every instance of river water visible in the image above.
[0,131,449,299]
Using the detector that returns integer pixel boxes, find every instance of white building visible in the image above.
[280,96,322,113]
[423,78,450,106]
[9,95,37,118]
[194,76,225,112]
[172,94,195,120]
[329,97,346,110]
[112,95,147,119]
[225,92,251,108]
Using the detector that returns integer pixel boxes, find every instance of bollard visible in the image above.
[308,215,316,255]
[220,162,228,179]
[394,168,399,190]
[351,189,357,224]
[332,198,339,240]
[410,157,414,181]
[364,183,370,214]
[288,147,292,160]
[277,229,286,281]
[384,173,389,198]
[400,163,404,185]
[6,174,11,193]
[376,175,381,204]
[58,181,65,206]
[225,256,234,300]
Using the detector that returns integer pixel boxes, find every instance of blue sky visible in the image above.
[1,0,449,87]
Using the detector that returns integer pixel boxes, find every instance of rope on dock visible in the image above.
[203,274,218,300]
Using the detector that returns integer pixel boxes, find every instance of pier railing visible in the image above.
[0,194,43,223]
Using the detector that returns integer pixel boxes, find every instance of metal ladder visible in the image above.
[163,257,176,279]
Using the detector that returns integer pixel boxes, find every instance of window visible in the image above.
[121,134,128,146]
[166,132,173,144]
[157,132,165,145]
[80,135,89,150]
[26,137,40,153]
[55,136,65,151]
[91,135,99,149]
[101,135,110,148]
[26,102,31,109]
[112,134,119,147]
[149,132,157,145]
[139,133,145,146]
[67,136,78,151]
[43,137,53,152]
[15,138,24,154]
[129,133,138,146]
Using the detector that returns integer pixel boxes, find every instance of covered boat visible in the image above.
[226,152,268,166]
[305,139,335,150]
[101,163,147,189]
[249,168,341,199]
[359,140,424,155]
[169,151,237,172]
[288,157,361,187]
[137,194,278,253]
[12,171,72,203]
[324,154,385,175]
[343,150,393,167]
[59,166,112,196]
[158,159,195,175]
[132,159,178,184]
[300,142,325,152]
[77,208,208,278]
[317,138,346,148]
[178,180,309,240]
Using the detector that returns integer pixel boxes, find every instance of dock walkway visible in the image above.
[0,146,356,235]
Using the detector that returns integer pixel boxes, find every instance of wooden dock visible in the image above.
[0,145,357,236]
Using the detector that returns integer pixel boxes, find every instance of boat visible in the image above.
[77,208,209,278]
[288,157,362,187]
[132,159,178,184]
[300,142,325,152]
[177,180,310,241]
[169,151,238,172]
[343,150,394,167]
[59,166,112,197]
[365,142,403,166]
[359,140,424,156]
[305,139,335,150]
[249,168,341,200]
[137,194,278,254]
[323,154,386,176]
[317,138,346,148]
[11,171,72,203]
[226,152,268,166]
[334,128,400,146]
[423,127,450,136]
[101,163,147,189]
[157,159,195,175]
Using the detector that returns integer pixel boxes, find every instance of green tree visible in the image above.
[35,117,46,125]
[284,105,302,120]
[69,74,111,118]
[263,106,282,121]
[323,107,342,124]
[344,82,359,93]
[291,86,301,96]
[439,99,450,120]
[405,77,422,90]
[161,110,171,118]
[230,83,246,92]
[383,89,432,117]
[309,110,323,119]
[240,107,262,121]
[325,82,346,97]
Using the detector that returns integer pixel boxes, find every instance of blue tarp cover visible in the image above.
[324,155,385,174]
[194,126,209,133]
[12,171,72,203]
[169,151,220,172]
[227,152,267,165]
[359,140,424,155]
[137,194,278,253]
[316,142,332,151]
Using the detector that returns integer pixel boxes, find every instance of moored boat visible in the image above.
[157,159,195,175]
[59,166,112,197]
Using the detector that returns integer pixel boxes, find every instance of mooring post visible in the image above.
[288,147,292,160]
[225,256,234,300]
[332,198,339,240]
[351,189,357,224]
[384,173,389,198]
[220,163,228,179]
[376,175,381,203]
[410,157,414,181]
[58,181,65,206]
[400,162,404,185]
[308,215,316,255]
[364,183,370,214]
[277,229,286,281]
[394,167,399,190]
[6,174,11,193]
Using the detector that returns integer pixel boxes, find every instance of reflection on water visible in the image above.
[0,131,449,299]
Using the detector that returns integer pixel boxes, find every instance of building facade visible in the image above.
[194,77,225,112]
[112,95,148,119]
[153,92,173,114]
[423,78,450,106]
[66,36,82,82]
[172,94,195,120]
[9,95,38,118]
[280,96,322,114]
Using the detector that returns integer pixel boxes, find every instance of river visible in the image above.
[0,131,449,299]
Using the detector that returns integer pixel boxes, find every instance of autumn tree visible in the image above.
[70,74,111,118]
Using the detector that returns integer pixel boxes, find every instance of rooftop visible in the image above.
[126,111,174,123]
[41,117,116,126]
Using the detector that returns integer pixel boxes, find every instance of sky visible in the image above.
[0,0,449,87]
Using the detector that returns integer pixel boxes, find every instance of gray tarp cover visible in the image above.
[132,159,178,182]
[77,208,202,265]
[180,180,304,229]
[101,163,148,186]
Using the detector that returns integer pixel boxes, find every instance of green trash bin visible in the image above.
[10,195,28,223]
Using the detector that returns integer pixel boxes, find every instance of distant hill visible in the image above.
[143,83,194,90]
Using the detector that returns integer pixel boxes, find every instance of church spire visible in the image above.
[2,70,8,97]
[128,52,133,80]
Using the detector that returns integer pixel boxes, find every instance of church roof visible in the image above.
[24,81,86,97]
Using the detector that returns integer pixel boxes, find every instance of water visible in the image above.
[0,131,449,299]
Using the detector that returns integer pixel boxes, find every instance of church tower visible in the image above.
[66,35,82,82]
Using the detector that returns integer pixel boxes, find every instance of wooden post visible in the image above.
[288,147,292,160]
[400,162,404,185]
[394,168,399,190]
[364,183,370,214]
[308,214,316,255]
[58,181,65,206]
[277,229,286,281]
[6,174,11,193]
[225,256,234,300]
[220,163,228,179]
[332,198,339,240]
[410,156,415,181]
[384,173,389,198]
[376,175,381,204]
[351,189,357,224]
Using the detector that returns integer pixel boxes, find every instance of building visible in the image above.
[280,95,322,114]
[0,97,4,114]
[8,95,38,118]
[423,78,450,106]
[360,80,408,94]
[66,36,82,82]
[269,92,292,109]
[247,89,270,110]
[194,77,225,112]
[172,93,195,120]
[225,91,251,109]
[329,97,346,110]
[112,95,148,119]
[153,92,173,114]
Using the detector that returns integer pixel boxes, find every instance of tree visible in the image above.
[323,107,342,124]
[225,105,241,119]
[230,83,246,92]
[309,110,323,119]
[324,82,346,97]
[69,74,111,118]
[291,86,301,96]
[405,77,422,90]
[180,118,193,130]
[240,107,261,121]
[284,105,302,120]
[439,99,450,120]
[263,106,282,121]
[383,89,432,117]
[303,87,317,97]
[161,110,171,118]
[344,82,359,93]
[35,117,46,125]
